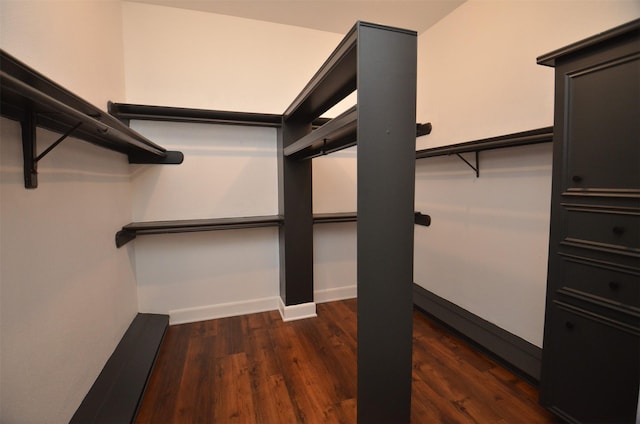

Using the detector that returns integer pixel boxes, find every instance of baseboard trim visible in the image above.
[278,298,317,322]
[413,283,542,384]
[315,285,357,304]
[169,296,280,325]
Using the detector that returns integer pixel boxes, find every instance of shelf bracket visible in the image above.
[22,107,83,189]
[21,106,38,188]
[455,151,479,177]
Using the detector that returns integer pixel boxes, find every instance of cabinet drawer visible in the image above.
[543,303,639,423]
[564,207,639,253]
[560,255,639,308]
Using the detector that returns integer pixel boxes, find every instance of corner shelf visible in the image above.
[116,211,431,247]
[107,102,336,129]
[108,103,431,162]
[415,126,553,177]
[0,49,183,188]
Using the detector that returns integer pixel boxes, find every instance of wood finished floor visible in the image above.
[136,299,558,423]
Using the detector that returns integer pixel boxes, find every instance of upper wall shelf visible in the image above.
[109,102,284,128]
[108,102,335,129]
[0,50,183,188]
[108,102,431,150]
[415,126,553,177]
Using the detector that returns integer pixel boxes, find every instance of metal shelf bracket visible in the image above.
[22,106,83,189]
[454,151,479,177]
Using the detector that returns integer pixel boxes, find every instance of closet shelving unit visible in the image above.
[118,24,424,421]
[276,21,418,423]
[113,22,423,423]
[1,21,421,423]
[0,50,183,189]
[415,126,554,177]
[110,102,431,249]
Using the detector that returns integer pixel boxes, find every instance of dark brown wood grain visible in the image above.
[136,300,557,423]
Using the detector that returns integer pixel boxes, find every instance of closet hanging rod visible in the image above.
[284,105,432,160]
[284,106,358,159]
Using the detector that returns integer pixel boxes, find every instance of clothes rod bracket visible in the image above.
[414,212,431,227]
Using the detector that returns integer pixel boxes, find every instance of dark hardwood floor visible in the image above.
[136,299,557,423]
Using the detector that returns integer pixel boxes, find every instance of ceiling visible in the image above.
[127,0,466,35]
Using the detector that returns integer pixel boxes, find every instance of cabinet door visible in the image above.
[563,55,640,194]
[545,304,639,423]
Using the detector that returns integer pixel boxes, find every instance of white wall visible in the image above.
[129,120,281,323]
[0,2,136,423]
[0,0,127,109]
[313,148,358,301]
[122,1,344,113]
[415,0,640,346]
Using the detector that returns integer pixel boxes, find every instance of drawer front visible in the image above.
[560,255,640,308]
[544,304,639,423]
[563,207,639,254]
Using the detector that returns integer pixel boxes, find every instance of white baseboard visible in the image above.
[278,298,317,322]
[315,285,357,303]
[169,296,280,325]
[167,285,357,325]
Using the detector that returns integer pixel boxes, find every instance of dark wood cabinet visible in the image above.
[538,19,640,423]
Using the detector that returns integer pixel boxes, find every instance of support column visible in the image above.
[356,23,417,423]
[277,121,316,321]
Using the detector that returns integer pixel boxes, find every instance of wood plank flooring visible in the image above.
[136,299,558,423]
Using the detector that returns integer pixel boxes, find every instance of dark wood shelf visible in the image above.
[415,127,553,177]
[116,211,430,247]
[70,313,168,424]
[0,49,183,188]
[107,101,430,162]
[283,24,358,124]
[416,127,553,159]
[108,102,285,127]
[116,215,284,247]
